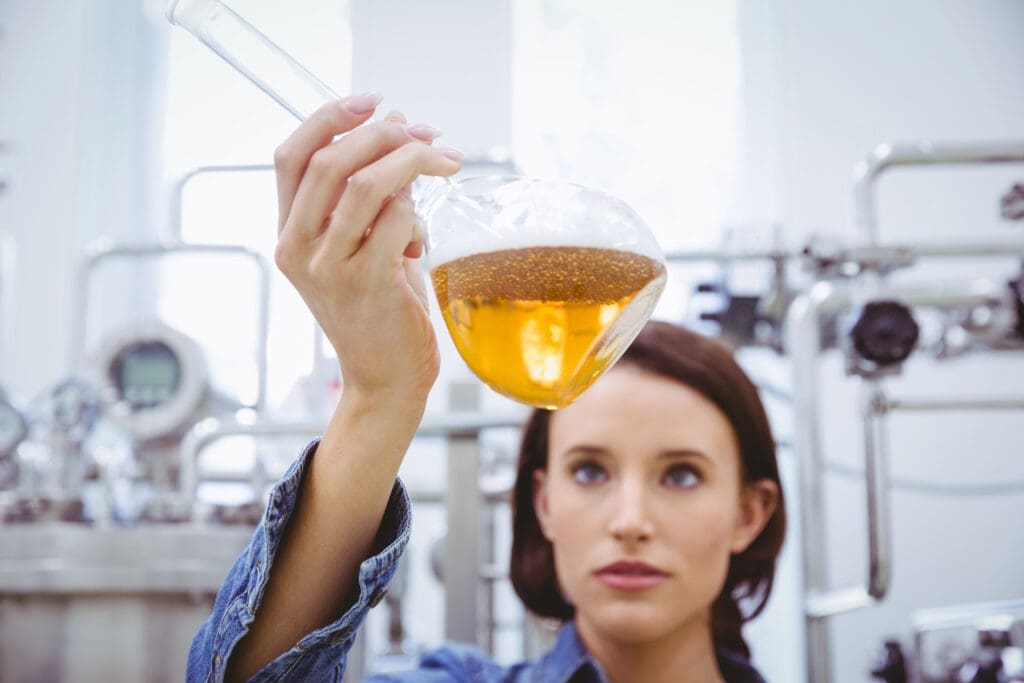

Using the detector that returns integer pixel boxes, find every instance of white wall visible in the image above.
[0,0,166,395]
[738,1,1024,681]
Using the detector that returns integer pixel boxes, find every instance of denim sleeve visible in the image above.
[186,438,412,683]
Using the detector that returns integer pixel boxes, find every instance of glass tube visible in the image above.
[165,0,337,121]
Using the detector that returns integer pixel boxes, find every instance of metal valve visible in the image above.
[848,300,920,376]
[1001,182,1024,221]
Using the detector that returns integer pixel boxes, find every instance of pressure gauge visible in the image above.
[92,321,209,442]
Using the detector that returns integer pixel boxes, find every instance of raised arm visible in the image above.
[224,94,462,681]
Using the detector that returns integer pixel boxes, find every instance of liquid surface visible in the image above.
[431,246,665,408]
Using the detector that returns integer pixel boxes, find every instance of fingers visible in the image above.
[327,143,463,257]
[403,252,431,313]
[359,193,421,266]
[284,120,439,242]
[403,219,425,259]
[384,111,416,205]
[274,93,381,233]
[386,110,422,257]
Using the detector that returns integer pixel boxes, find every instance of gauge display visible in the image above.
[113,342,181,410]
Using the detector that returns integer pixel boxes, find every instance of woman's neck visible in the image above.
[574,613,725,683]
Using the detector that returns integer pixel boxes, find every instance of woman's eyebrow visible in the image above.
[658,449,714,464]
[562,445,611,458]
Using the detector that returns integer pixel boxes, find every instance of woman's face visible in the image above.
[534,365,774,646]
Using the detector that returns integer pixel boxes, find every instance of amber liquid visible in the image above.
[431,246,665,408]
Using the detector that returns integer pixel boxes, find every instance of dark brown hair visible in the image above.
[509,320,786,659]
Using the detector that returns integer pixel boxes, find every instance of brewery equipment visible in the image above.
[0,388,27,463]
[789,141,1024,683]
[913,600,1024,683]
[668,139,1024,683]
[845,300,921,378]
[0,239,274,681]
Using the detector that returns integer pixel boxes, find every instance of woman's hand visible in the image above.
[273,93,463,401]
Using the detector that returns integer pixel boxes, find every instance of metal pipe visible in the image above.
[178,415,324,505]
[785,280,852,682]
[178,409,526,507]
[408,489,510,506]
[665,242,1024,271]
[165,164,305,417]
[882,397,1024,413]
[910,242,1024,259]
[0,231,15,379]
[70,242,272,412]
[445,383,481,645]
[852,140,1024,246]
[863,387,892,601]
[785,278,1023,680]
[165,164,275,244]
[663,248,799,263]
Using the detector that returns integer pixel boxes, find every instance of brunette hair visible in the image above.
[509,320,786,659]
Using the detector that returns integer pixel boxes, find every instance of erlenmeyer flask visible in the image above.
[166,0,667,409]
[420,177,666,409]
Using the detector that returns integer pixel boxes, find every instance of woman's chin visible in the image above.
[578,601,690,645]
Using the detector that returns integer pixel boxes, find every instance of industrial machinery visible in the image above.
[914,600,1024,683]
[683,141,1024,683]
[0,240,273,681]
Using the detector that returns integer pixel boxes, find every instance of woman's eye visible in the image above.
[663,464,701,489]
[570,461,608,485]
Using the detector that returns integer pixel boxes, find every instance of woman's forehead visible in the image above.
[548,366,739,459]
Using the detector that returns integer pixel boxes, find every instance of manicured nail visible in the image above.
[344,92,382,114]
[397,185,413,200]
[384,110,407,123]
[406,123,442,141]
[440,147,464,162]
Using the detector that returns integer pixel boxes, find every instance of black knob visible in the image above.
[1001,182,1024,221]
[1010,271,1024,338]
[870,639,907,683]
[851,301,920,367]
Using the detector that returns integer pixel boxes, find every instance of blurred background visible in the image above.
[1,1,1022,681]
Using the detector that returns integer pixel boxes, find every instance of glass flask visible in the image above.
[166,0,667,408]
[420,177,665,408]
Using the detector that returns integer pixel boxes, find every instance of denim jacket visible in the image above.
[188,440,767,683]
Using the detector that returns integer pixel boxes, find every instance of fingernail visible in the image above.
[384,110,407,123]
[397,185,413,200]
[344,92,382,114]
[407,123,442,141]
[440,147,464,162]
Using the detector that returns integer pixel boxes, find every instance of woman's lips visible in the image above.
[594,560,670,591]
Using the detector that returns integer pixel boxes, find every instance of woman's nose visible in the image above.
[607,481,655,543]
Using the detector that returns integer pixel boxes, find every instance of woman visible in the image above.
[188,93,785,682]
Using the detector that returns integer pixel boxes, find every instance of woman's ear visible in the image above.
[730,479,779,553]
[533,469,554,541]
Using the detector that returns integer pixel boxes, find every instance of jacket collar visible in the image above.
[530,621,765,683]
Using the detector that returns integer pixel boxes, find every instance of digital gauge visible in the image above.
[93,322,208,442]
[113,342,181,410]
